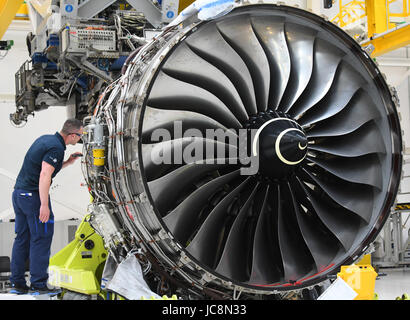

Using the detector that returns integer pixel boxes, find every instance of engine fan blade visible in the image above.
[186,177,252,268]
[249,184,284,284]
[278,23,316,113]
[289,178,342,272]
[142,137,238,181]
[288,38,344,118]
[163,169,242,245]
[250,16,290,110]
[277,182,315,282]
[142,106,232,143]
[162,42,249,123]
[301,167,373,223]
[305,90,381,138]
[148,159,238,215]
[295,177,362,251]
[215,182,261,281]
[307,154,383,190]
[147,71,242,129]
[298,61,366,127]
[186,22,258,115]
[216,15,270,113]
[308,121,386,158]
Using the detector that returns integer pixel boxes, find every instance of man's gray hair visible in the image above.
[61,118,83,135]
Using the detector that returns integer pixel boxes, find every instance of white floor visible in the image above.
[374,267,410,300]
[0,293,56,300]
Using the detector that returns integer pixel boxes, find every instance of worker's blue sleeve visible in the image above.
[42,147,64,170]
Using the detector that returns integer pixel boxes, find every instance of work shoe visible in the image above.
[29,285,62,296]
[9,283,30,295]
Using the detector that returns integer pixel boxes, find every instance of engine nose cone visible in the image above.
[254,117,307,179]
[275,128,308,165]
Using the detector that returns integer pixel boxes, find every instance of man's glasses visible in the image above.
[70,133,82,137]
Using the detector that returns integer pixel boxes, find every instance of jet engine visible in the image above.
[81,2,402,299]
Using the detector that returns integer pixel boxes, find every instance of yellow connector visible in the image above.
[93,148,105,166]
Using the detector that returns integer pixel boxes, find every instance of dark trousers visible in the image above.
[10,189,54,288]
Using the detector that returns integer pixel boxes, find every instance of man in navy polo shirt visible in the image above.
[9,118,83,295]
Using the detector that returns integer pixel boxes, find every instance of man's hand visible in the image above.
[70,152,83,158]
[63,152,83,167]
[39,204,50,223]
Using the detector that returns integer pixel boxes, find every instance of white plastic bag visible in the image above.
[197,0,236,21]
[106,254,161,300]
[168,0,236,27]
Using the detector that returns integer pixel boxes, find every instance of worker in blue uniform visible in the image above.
[9,118,84,295]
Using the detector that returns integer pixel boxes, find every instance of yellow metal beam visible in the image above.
[365,0,396,37]
[178,0,195,13]
[361,0,410,57]
[366,0,385,36]
[0,0,25,40]
[362,23,410,57]
[15,1,28,20]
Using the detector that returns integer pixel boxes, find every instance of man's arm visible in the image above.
[39,161,55,223]
[62,152,82,169]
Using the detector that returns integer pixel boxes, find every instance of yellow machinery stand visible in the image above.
[337,264,378,300]
[48,215,108,298]
[48,216,178,300]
